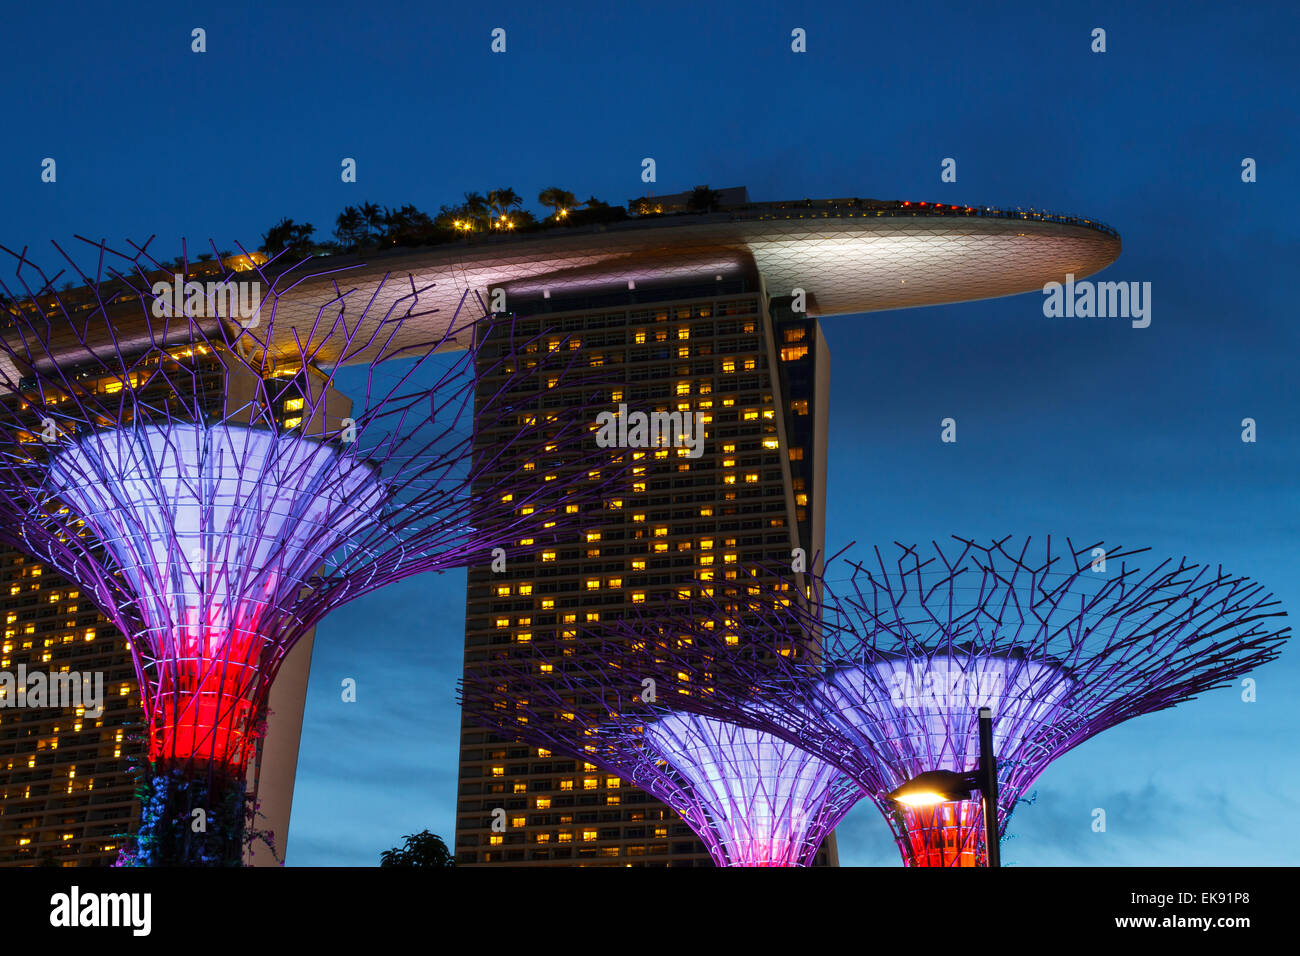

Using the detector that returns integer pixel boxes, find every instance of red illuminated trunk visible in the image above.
[900,801,987,867]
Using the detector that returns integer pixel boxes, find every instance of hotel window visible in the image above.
[791,399,809,415]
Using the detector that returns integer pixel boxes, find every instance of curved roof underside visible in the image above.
[2,205,1120,375]
[260,211,1119,367]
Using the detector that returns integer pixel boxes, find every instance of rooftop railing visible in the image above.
[722,198,1120,238]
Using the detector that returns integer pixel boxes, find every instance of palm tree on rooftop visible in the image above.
[538,187,578,221]
[487,187,522,229]
[463,192,489,231]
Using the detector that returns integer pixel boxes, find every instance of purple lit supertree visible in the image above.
[597,538,1289,866]
[0,238,620,865]
[458,648,862,866]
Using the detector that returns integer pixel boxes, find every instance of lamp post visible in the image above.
[887,707,1000,867]
[976,706,1000,868]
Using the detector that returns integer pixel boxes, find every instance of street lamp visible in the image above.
[886,707,1001,867]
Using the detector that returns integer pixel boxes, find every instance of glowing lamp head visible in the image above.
[888,769,974,806]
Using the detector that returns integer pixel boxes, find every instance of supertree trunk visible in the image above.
[129,762,249,867]
[891,800,987,867]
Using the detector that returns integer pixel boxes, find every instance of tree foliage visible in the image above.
[380,829,455,868]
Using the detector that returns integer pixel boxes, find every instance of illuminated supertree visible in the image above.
[0,238,618,865]
[600,538,1289,866]
[458,649,862,867]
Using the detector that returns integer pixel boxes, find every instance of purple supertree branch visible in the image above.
[585,539,1288,864]
[458,637,861,867]
[0,239,630,787]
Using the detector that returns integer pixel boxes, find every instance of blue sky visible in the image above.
[2,0,1296,865]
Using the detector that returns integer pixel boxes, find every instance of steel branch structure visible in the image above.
[600,538,1290,866]
[459,649,861,866]
[0,238,619,864]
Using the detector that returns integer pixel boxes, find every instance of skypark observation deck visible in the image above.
[4,197,1120,371]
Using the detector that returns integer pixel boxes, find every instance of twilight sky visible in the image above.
[2,0,1296,865]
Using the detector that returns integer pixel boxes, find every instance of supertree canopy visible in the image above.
[598,538,1290,866]
[0,238,619,864]
[459,648,862,867]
